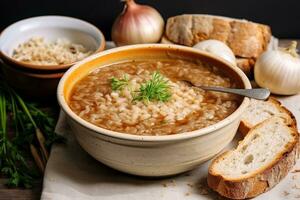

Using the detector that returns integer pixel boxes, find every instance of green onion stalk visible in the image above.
[0,74,64,187]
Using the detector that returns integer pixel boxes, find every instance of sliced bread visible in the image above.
[239,97,294,136]
[208,116,299,199]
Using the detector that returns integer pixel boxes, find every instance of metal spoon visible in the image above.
[182,80,270,100]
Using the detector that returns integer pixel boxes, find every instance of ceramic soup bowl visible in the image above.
[57,44,250,177]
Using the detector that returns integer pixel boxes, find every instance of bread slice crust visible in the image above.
[239,97,295,136]
[208,114,299,199]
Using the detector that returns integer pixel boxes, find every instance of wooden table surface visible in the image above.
[0,180,42,200]
[0,39,298,200]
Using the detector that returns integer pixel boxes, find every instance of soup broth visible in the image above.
[69,59,241,135]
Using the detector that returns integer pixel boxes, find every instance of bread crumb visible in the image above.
[199,187,209,195]
[162,180,176,188]
[292,184,300,189]
[185,192,190,196]
[197,182,209,195]
[170,180,176,186]
[283,191,290,196]
[292,169,300,173]
[292,182,300,189]
[187,183,194,188]
[292,175,298,180]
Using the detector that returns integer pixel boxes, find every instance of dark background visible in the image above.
[1,0,300,40]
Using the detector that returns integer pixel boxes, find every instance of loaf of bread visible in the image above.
[163,14,272,77]
[208,115,299,199]
[165,14,271,58]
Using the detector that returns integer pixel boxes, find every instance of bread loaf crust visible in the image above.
[235,58,255,77]
[165,14,271,58]
[208,113,299,199]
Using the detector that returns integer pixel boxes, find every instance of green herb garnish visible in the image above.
[133,71,171,102]
[110,74,129,91]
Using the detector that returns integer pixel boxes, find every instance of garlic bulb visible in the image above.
[254,41,300,95]
[193,40,236,66]
[111,0,164,46]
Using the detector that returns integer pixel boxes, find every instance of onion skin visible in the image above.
[254,50,300,95]
[193,40,236,66]
[112,0,164,46]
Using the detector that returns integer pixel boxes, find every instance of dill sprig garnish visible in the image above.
[133,71,171,102]
[110,74,129,91]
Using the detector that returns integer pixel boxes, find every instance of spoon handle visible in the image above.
[200,86,270,100]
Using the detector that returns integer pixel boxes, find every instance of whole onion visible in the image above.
[111,0,164,46]
[254,41,300,95]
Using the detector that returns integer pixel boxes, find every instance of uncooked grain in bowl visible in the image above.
[12,37,93,65]
[69,59,241,136]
